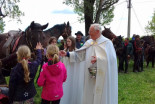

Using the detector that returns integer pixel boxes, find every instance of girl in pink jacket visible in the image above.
[37,44,67,104]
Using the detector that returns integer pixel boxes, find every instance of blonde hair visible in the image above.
[17,45,31,83]
[46,44,59,64]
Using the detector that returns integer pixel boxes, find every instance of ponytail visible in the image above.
[21,59,30,83]
[52,54,59,64]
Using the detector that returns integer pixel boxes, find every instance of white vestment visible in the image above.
[60,35,118,104]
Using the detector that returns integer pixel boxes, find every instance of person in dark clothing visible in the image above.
[133,35,142,72]
[139,40,145,72]
[75,31,85,49]
[9,43,42,103]
[119,38,133,73]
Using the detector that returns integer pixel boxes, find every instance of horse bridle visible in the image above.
[25,28,43,52]
[62,26,70,38]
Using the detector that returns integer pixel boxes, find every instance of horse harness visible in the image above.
[2,31,22,56]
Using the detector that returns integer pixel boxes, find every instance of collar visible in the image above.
[87,35,109,45]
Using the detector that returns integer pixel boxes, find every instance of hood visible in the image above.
[46,61,63,76]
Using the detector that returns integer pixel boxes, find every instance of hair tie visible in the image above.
[50,53,58,57]
[23,57,29,60]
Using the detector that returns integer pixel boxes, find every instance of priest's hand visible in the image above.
[60,50,67,56]
[91,56,96,64]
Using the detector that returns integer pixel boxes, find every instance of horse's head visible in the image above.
[25,21,48,51]
[62,21,72,40]
[113,35,124,56]
[102,26,116,40]
[113,35,123,47]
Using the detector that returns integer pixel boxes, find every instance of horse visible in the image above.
[102,26,116,41]
[0,21,48,84]
[101,26,125,56]
[113,35,124,56]
[141,36,155,67]
[43,21,71,47]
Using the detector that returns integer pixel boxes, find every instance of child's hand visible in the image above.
[36,42,43,50]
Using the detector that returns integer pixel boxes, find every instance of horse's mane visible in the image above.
[46,24,66,35]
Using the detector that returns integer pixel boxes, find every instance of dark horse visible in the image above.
[43,21,71,47]
[141,36,155,67]
[0,21,48,85]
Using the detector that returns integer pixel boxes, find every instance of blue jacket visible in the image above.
[76,39,85,49]
[9,49,42,103]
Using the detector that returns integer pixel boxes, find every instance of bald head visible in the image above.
[89,23,102,40]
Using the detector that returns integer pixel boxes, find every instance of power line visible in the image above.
[134,0,155,4]
[116,7,126,34]
[131,4,146,35]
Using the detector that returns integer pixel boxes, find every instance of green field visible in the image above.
[119,61,155,104]
[5,61,155,104]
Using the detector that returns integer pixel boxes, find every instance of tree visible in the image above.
[63,0,119,36]
[0,19,5,33]
[0,0,24,32]
[145,10,155,35]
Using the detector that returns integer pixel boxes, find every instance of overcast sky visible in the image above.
[3,0,155,38]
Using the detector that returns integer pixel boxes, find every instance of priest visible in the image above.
[60,23,118,104]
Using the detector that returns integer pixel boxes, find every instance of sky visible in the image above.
[3,0,155,38]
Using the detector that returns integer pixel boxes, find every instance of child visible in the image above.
[59,36,76,104]
[65,36,76,52]
[49,36,57,45]
[37,45,67,104]
[9,43,42,103]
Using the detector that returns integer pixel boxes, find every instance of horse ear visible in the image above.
[64,22,66,26]
[42,23,49,30]
[29,21,35,30]
[67,21,70,27]
[30,21,35,26]
[104,26,106,29]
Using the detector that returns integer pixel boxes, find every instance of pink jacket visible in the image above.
[37,61,67,101]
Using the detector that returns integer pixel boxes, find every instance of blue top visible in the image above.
[76,39,85,49]
[9,49,42,103]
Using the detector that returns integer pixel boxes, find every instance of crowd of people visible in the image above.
[0,23,119,104]
[118,35,145,73]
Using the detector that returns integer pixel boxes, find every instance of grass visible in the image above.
[119,60,155,104]
[5,67,42,103]
[5,61,155,103]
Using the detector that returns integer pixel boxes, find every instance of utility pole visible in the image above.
[127,0,131,38]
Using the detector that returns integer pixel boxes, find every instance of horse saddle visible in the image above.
[2,30,22,56]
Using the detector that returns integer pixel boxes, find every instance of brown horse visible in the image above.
[101,26,124,56]
[102,26,116,40]
[43,21,71,47]
[0,21,48,84]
